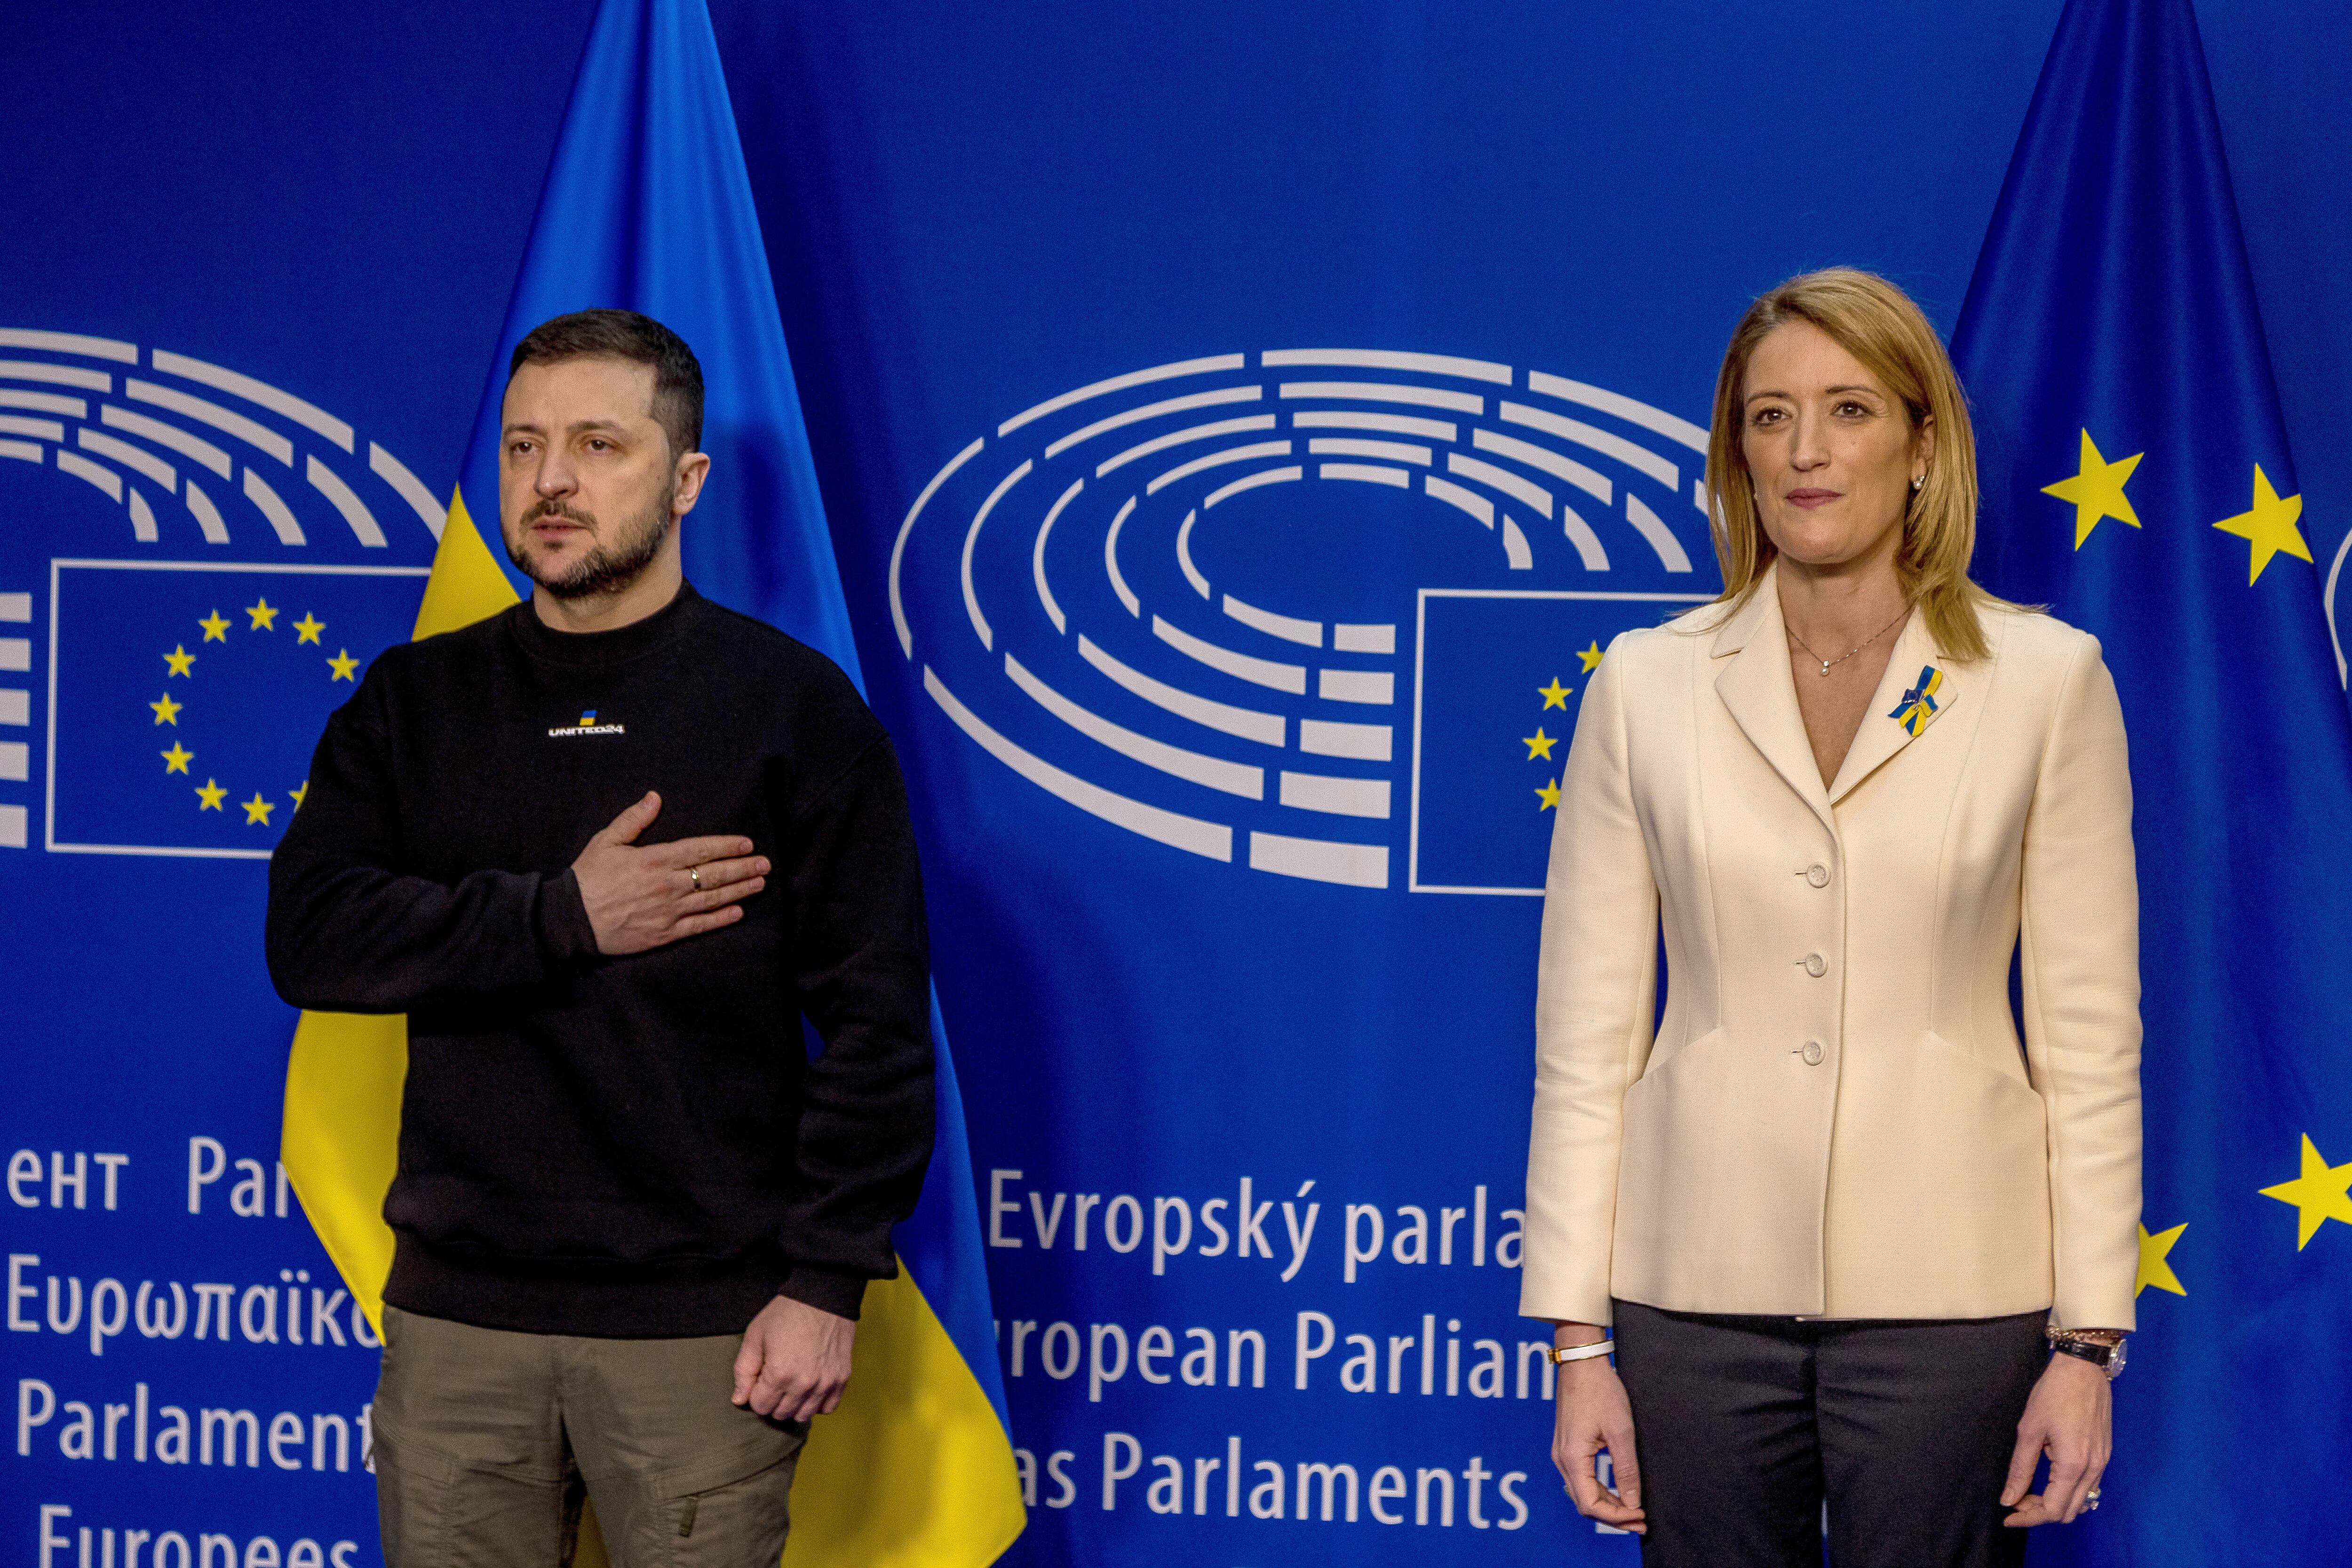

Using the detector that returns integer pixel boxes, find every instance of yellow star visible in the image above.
[1577,641,1604,674]
[2041,429,2143,549]
[326,648,360,681]
[2135,1221,2186,1297]
[2211,464,2310,586]
[292,613,326,645]
[149,692,183,726]
[1538,677,1572,710]
[198,610,231,642]
[2259,1134,2352,1250]
[163,644,197,678]
[289,780,309,809]
[1524,727,1557,761]
[160,742,194,775]
[241,792,275,826]
[194,777,227,811]
[245,596,278,631]
[1535,776,1561,811]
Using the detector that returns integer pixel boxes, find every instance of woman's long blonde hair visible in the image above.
[1705,267,2002,662]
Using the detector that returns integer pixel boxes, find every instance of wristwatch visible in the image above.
[2046,1326,2127,1379]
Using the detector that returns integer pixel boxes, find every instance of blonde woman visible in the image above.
[1520,269,2140,1567]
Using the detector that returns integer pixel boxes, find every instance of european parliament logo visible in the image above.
[890,348,1713,893]
[0,326,447,855]
[46,560,424,857]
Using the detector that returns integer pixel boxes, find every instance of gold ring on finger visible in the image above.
[689,865,702,892]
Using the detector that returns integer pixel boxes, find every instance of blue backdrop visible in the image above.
[4,3,2349,1564]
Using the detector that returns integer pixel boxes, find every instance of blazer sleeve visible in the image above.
[1519,638,1661,1326]
[2018,632,2143,1331]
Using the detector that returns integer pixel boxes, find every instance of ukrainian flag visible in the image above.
[278,0,1024,1560]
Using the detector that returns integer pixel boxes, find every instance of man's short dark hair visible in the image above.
[509,309,704,457]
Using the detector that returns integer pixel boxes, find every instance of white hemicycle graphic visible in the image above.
[0,327,446,551]
[890,348,1711,891]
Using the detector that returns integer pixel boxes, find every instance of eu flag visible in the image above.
[1411,591,1702,894]
[1951,0,2352,1560]
[48,562,419,856]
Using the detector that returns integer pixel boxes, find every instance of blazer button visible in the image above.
[1801,1040,1825,1065]
[1804,953,1827,977]
[1806,863,1831,887]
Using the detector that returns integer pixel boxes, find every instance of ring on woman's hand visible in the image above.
[689,865,702,891]
[2085,1489,2101,1511]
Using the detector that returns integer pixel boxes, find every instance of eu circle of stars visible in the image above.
[147,595,359,827]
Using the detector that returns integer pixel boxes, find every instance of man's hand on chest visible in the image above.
[573,789,771,956]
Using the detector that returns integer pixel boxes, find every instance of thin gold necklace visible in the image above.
[1787,602,1911,677]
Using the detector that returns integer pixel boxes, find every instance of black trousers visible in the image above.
[1611,1299,2048,1568]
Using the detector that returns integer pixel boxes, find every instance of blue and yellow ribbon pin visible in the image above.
[1888,665,1944,737]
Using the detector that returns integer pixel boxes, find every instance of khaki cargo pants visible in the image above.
[372,1305,804,1567]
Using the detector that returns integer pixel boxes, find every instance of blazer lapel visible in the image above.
[1711,573,1837,836]
[1827,612,1965,803]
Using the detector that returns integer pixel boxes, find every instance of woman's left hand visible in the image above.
[2001,1353,2112,1526]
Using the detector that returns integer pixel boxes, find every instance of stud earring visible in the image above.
[1911,475,1924,492]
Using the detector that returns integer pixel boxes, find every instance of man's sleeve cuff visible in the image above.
[535,868,601,965]
[778,1267,870,1321]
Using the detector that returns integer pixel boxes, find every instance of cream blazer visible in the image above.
[1518,570,2142,1331]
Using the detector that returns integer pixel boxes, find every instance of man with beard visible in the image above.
[266,309,934,1563]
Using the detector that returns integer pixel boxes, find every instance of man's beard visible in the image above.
[507,482,675,600]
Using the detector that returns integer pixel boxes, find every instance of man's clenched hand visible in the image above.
[572,791,767,955]
[733,1294,856,1422]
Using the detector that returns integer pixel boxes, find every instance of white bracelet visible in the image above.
[1547,1338,1614,1365]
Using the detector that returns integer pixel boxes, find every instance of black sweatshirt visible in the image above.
[265,584,933,1336]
